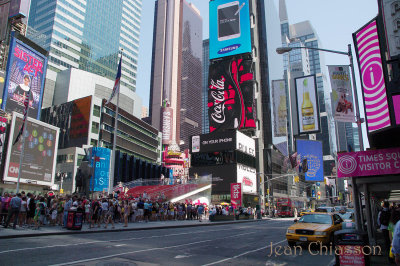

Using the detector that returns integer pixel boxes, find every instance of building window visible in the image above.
[77,155,85,166]
[93,105,101,117]
[91,139,98,146]
[92,122,99,134]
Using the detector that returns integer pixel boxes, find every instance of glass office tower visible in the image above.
[27,0,142,92]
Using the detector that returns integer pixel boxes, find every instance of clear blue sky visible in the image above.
[137,0,378,147]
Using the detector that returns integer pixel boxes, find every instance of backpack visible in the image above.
[380,210,390,226]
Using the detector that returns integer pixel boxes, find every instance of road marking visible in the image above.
[114,244,126,247]
[0,227,235,254]
[174,254,192,259]
[201,239,287,266]
[49,232,256,266]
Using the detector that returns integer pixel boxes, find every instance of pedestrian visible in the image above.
[378,201,391,254]
[19,196,27,227]
[198,204,204,222]
[27,193,36,227]
[104,200,115,229]
[63,195,72,228]
[1,193,11,224]
[391,217,400,265]
[4,193,22,229]
[90,199,101,229]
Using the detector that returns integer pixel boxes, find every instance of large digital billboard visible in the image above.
[296,140,324,182]
[209,0,251,60]
[4,112,59,186]
[208,55,256,132]
[89,147,111,192]
[294,75,321,135]
[353,19,391,133]
[1,35,48,120]
[237,163,256,194]
[272,80,288,137]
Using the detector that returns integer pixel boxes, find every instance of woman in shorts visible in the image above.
[104,200,115,229]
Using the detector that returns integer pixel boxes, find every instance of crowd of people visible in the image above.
[0,191,213,230]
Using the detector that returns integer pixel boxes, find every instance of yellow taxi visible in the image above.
[286,212,343,246]
[299,209,313,217]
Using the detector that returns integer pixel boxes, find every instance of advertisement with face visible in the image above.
[296,140,324,182]
[89,147,111,192]
[209,0,251,59]
[328,66,355,123]
[237,163,256,194]
[1,36,48,120]
[272,80,288,137]
[4,112,59,186]
[208,55,256,132]
[295,75,320,134]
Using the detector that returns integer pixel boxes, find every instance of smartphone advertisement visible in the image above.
[294,75,321,135]
[209,0,251,60]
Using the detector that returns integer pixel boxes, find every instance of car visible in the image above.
[315,207,335,213]
[286,213,343,246]
[334,206,347,214]
[299,209,313,217]
[338,212,354,222]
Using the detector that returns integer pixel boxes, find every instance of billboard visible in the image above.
[328,65,356,123]
[337,147,400,178]
[191,131,236,153]
[89,147,111,192]
[296,140,324,182]
[4,112,59,186]
[0,114,8,163]
[161,107,173,145]
[8,0,30,19]
[209,0,251,60]
[236,130,255,157]
[353,19,391,133]
[380,0,400,59]
[208,55,256,132]
[1,35,48,120]
[294,75,321,134]
[272,80,288,137]
[0,2,9,41]
[394,94,400,125]
[230,183,242,208]
[237,163,256,194]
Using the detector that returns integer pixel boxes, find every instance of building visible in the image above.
[26,0,142,93]
[149,0,202,151]
[141,106,148,119]
[202,39,209,134]
[41,95,162,193]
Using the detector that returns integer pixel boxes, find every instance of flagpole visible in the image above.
[109,50,122,195]
[16,103,30,194]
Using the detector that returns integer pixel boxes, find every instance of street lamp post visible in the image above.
[276,44,364,229]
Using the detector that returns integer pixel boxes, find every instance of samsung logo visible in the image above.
[218,44,241,54]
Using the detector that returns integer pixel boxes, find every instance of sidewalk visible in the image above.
[0,218,265,239]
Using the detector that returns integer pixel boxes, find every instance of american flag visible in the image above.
[13,89,31,145]
[106,56,122,105]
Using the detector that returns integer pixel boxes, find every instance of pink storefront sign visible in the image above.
[231,183,242,208]
[338,147,400,178]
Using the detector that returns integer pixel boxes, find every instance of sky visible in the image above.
[136,0,379,148]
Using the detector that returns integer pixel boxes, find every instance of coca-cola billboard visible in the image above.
[208,55,256,132]
[162,107,173,145]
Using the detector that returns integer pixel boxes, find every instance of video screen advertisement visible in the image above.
[1,35,48,120]
[208,55,256,133]
[209,0,251,60]
[89,147,111,192]
[294,75,321,135]
[3,112,59,186]
[296,139,324,182]
[353,19,391,133]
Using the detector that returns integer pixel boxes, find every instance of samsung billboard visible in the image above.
[1,34,48,120]
[209,0,252,60]
[4,112,59,186]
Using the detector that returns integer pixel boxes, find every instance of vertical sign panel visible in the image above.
[354,19,391,132]
[89,147,111,192]
[230,183,242,208]
[393,94,400,125]
[272,80,288,137]
[296,140,324,182]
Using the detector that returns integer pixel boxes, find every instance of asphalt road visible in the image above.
[0,219,334,266]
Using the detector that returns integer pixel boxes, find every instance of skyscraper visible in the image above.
[149,0,202,151]
[27,0,141,93]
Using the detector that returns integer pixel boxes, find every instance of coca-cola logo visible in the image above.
[210,77,226,124]
[243,176,253,187]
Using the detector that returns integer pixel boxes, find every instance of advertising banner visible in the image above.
[380,0,400,59]
[208,55,256,132]
[272,80,288,137]
[8,0,30,19]
[1,35,48,120]
[191,131,236,153]
[209,0,251,60]
[328,65,356,123]
[4,112,59,186]
[237,163,256,194]
[0,115,8,163]
[161,107,173,145]
[236,130,255,157]
[393,94,400,125]
[296,140,324,181]
[190,164,236,194]
[89,147,111,192]
[295,75,320,134]
[230,183,242,208]
[0,3,10,41]
[353,19,391,133]
[337,147,400,178]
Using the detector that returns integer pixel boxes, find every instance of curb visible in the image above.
[0,219,266,239]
